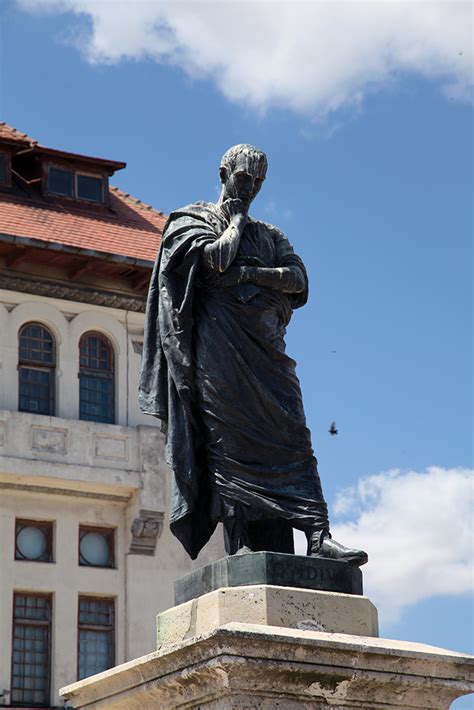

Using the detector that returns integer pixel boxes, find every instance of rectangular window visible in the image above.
[79,373,114,423]
[78,597,115,680]
[48,166,73,197]
[19,366,55,415]
[77,174,103,203]
[15,520,54,563]
[11,593,52,706]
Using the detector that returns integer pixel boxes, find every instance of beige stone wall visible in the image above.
[0,290,148,427]
[0,288,225,706]
[0,490,128,702]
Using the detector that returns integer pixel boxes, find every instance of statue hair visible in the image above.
[220,144,267,178]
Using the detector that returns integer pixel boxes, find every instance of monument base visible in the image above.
[60,555,473,709]
[174,551,363,603]
[158,584,379,647]
[60,621,473,709]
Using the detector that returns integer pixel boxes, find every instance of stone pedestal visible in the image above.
[60,583,473,709]
[175,552,363,603]
[158,585,379,646]
[60,621,473,709]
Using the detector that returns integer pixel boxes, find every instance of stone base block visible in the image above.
[157,585,378,648]
[60,623,474,709]
[174,552,362,604]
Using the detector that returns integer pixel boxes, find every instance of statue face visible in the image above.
[220,162,265,209]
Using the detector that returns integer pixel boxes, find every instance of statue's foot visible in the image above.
[309,533,368,567]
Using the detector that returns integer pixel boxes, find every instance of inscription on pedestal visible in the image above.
[269,558,337,584]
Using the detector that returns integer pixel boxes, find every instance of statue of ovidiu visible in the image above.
[139,144,367,566]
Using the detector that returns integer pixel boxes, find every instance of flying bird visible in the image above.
[329,422,338,436]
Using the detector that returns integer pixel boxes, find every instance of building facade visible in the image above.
[0,124,223,708]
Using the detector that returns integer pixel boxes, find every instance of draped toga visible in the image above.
[139,201,329,559]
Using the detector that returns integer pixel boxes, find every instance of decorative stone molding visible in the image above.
[129,509,164,556]
[93,434,129,461]
[31,425,68,455]
[131,340,143,355]
[0,270,147,312]
[60,622,474,709]
[0,481,129,502]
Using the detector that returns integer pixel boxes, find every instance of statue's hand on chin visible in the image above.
[220,198,247,230]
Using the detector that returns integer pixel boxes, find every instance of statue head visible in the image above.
[219,144,267,210]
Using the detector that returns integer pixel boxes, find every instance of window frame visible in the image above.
[45,162,107,205]
[78,525,116,569]
[79,331,115,424]
[75,170,105,204]
[46,164,74,198]
[14,519,54,563]
[18,322,56,417]
[77,595,115,681]
[11,591,52,707]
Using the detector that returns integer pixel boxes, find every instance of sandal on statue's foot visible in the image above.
[309,532,368,567]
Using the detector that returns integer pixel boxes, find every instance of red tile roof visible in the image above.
[0,122,38,145]
[0,121,125,172]
[0,123,165,262]
[0,186,165,263]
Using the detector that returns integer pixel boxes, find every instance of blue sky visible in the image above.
[2,1,472,703]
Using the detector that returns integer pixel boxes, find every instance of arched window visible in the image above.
[79,332,115,424]
[18,323,56,415]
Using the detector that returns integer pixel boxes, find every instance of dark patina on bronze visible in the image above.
[175,552,363,605]
[139,144,367,569]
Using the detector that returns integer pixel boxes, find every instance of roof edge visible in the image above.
[0,232,154,269]
[35,146,126,172]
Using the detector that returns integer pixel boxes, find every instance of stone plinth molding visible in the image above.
[60,623,474,709]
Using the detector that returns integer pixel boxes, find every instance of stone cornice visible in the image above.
[0,269,147,311]
[0,481,129,502]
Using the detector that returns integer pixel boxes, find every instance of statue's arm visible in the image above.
[241,265,305,293]
[202,222,242,272]
[239,227,305,293]
[202,199,246,273]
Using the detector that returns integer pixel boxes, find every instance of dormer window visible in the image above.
[48,166,73,197]
[77,173,103,203]
[46,165,105,204]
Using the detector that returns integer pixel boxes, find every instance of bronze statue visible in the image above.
[139,144,367,566]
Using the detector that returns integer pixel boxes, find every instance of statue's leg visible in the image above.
[223,507,294,555]
[247,519,294,554]
[222,514,247,555]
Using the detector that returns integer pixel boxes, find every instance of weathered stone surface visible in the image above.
[159,585,378,648]
[60,623,474,709]
[129,509,164,555]
[175,551,362,604]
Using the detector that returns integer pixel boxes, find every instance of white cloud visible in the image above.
[295,466,474,623]
[17,0,473,116]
